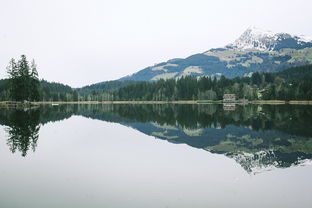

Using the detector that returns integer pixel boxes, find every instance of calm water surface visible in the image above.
[1,104,312,208]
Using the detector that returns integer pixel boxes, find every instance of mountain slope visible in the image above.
[120,27,312,81]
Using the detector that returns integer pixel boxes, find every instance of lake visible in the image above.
[0,104,312,208]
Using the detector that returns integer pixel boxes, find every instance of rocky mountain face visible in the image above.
[120,27,312,81]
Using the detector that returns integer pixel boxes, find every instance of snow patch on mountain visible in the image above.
[120,27,312,81]
[151,63,178,72]
[183,128,204,137]
[179,66,203,77]
[151,72,178,81]
[298,35,312,43]
[228,26,312,51]
[230,150,278,174]
[228,27,278,51]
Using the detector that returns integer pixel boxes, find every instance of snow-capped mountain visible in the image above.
[118,27,312,81]
[228,27,312,51]
[228,27,278,51]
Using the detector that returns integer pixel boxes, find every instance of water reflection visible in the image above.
[1,108,40,157]
[1,104,312,173]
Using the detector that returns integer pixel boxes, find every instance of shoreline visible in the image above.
[36,100,312,105]
[1,100,312,107]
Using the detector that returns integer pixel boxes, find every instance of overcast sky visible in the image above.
[0,0,311,87]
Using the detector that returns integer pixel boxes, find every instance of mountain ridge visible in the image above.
[119,27,312,81]
[227,26,312,51]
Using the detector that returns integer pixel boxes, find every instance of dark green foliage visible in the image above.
[261,65,312,100]
[39,80,76,101]
[78,80,138,95]
[251,72,262,85]
[110,75,257,101]
[275,64,312,81]
[109,64,312,101]
[1,62,312,102]
[4,108,40,157]
[0,79,10,101]
[6,55,40,101]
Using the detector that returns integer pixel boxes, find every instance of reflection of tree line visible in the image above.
[0,105,76,156]
[1,104,312,157]
[77,104,312,138]
[74,104,312,173]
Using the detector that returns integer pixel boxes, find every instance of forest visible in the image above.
[0,62,312,102]
[80,64,312,101]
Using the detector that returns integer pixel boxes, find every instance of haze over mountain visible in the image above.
[119,27,312,82]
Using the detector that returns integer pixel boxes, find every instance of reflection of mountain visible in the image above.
[1,104,312,173]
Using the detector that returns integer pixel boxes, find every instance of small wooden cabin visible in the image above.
[223,94,236,102]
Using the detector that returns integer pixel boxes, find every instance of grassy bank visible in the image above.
[0,101,39,108]
[34,100,312,105]
[1,100,312,107]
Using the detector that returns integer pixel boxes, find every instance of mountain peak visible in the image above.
[245,26,276,37]
[228,27,312,51]
[228,27,279,51]
[121,27,312,81]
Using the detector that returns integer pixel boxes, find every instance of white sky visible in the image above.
[0,0,311,87]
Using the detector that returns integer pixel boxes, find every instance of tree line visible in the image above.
[1,55,312,102]
[90,64,312,101]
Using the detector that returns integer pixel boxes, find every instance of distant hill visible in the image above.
[119,27,312,81]
[77,80,138,95]
[0,78,139,101]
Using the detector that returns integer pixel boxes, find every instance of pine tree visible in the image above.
[6,55,40,102]
[16,55,31,101]
[6,58,19,101]
[30,59,40,101]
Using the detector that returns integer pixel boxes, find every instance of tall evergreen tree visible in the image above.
[6,58,19,100]
[6,55,40,102]
[30,59,40,101]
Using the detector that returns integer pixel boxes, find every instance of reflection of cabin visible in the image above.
[223,103,236,111]
[223,94,236,103]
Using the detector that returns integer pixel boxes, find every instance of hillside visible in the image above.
[120,27,312,81]
[108,64,312,101]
